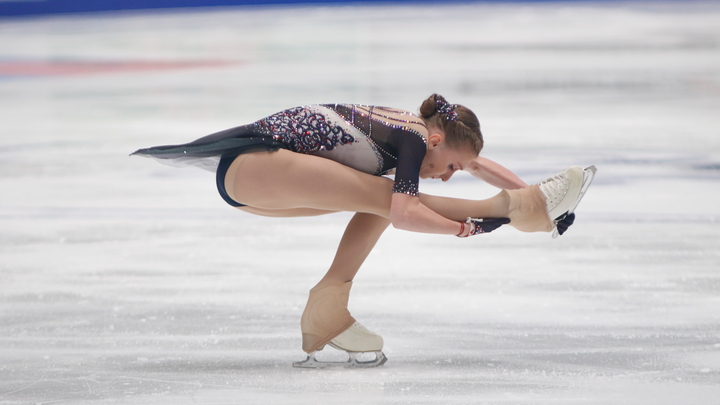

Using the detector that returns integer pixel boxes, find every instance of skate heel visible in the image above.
[300,281,356,354]
[301,334,326,353]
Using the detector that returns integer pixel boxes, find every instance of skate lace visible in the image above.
[538,172,569,209]
[354,322,370,332]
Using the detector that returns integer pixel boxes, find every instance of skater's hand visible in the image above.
[465,217,511,236]
[555,212,575,236]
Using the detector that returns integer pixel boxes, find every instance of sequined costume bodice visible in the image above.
[254,104,428,196]
[131,104,430,198]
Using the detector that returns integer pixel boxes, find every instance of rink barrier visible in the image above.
[0,0,626,17]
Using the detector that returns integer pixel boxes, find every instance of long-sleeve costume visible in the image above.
[131,104,428,206]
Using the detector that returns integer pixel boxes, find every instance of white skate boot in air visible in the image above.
[537,166,597,238]
[293,281,387,368]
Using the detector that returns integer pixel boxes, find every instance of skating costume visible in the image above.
[131,104,428,207]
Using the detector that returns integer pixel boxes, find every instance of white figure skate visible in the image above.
[293,321,387,368]
[537,165,597,238]
[293,282,387,368]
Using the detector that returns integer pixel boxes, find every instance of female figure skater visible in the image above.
[132,94,593,368]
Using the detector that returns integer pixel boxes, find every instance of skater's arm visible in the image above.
[386,130,463,234]
[466,157,528,190]
[389,193,462,235]
[387,130,506,236]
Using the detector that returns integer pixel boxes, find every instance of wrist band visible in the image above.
[456,221,466,237]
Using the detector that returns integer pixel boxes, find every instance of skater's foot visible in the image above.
[504,166,586,233]
[329,321,383,352]
[537,166,584,221]
[300,281,356,354]
[550,165,597,238]
[297,282,387,368]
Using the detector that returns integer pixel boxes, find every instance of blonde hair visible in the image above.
[419,94,483,155]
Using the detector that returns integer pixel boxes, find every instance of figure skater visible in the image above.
[132,94,595,368]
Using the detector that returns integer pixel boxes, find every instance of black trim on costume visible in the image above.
[216,155,246,207]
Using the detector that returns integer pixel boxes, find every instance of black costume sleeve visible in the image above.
[389,128,427,197]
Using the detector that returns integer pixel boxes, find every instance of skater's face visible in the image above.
[420,133,477,182]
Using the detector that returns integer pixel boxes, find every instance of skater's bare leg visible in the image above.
[227,149,505,219]
[226,149,549,232]
[238,206,337,217]
[314,213,391,290]
[227,149,393,216]
[420,188,551,232]
[299,213,390,354]
[418,191,511,222]
[293,213,389,355]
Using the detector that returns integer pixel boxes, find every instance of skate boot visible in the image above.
[505,166,593,234]
[549,165,597,238]
[539,166,585,221]
[293,281,387,368]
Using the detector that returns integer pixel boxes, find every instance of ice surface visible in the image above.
[1,2,719,404]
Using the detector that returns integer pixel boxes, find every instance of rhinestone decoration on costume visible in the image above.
[392,179,419,197]
[335,104,428,176]
[257,107,355,153]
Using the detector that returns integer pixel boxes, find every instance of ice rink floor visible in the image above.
[1,1,719,404]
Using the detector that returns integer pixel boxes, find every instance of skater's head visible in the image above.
[418,94,483,181]
[419,94,483,155]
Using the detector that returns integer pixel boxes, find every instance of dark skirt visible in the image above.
[131,124,286,207]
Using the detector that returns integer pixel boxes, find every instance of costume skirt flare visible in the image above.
[130,124,286,207]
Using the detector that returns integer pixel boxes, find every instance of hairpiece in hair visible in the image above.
[434,96,458,121]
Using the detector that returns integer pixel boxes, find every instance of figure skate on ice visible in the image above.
[293,281,387,368]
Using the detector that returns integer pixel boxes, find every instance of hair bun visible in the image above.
[419,93,441,119]
[419,94,457,121]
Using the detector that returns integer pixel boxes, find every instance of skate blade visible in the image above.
[292,350,387,369]
[552,165,597,238]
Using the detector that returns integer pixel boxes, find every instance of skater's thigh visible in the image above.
[226,149,393,215]
[237,206,337,218]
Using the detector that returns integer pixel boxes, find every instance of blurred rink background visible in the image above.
[1,0,719,404]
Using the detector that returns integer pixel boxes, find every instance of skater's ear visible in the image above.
[427,131,445,149]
